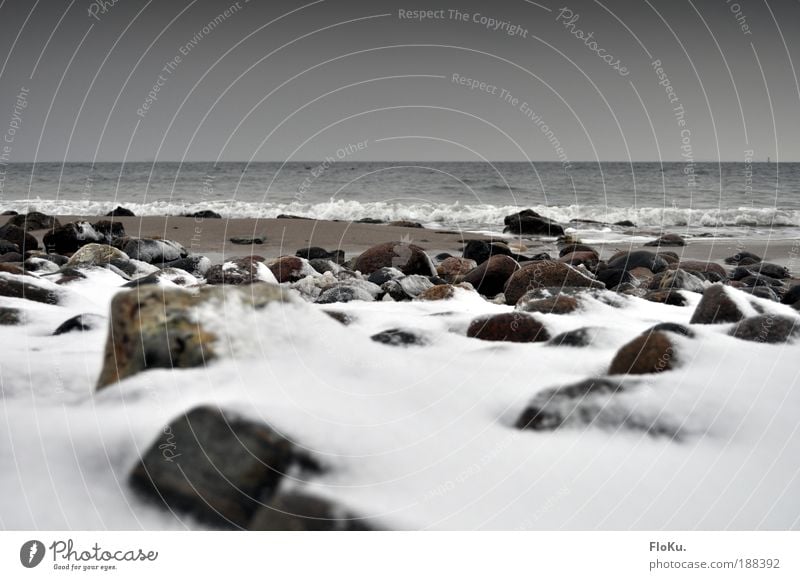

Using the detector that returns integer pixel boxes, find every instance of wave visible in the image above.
[4,198,800,229]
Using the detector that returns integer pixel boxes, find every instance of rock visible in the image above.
[29,252,68,266]
[729,315,800,344]
[106,206,135,217]
[354,241,435,277]
[0,223,39,252]
[42,221,105,254]
[781,285,800,305]
[0,239,19,254]
[204,257,274,285]
[689,284,745,324]
[121,238,186,263]
[268,256,317,283]
[249,491,371,531]
[388,220,423,228]
[91,220,126,241]
[53,313,105,335]
[608,331,676,375]
[0,251,23,263]
[163,255,211,278]
[230,235,265,245]
[417,284,457,301]
[646,322,694,338]
[122,268,199,288]
[652,269,706,293]
[0,307,22,325]
[644,233,685,247]
[436,257,477,282]
[7,211,60,231]
[515,293,580,314]
[614,220,637,227]
[503,261,603,306]
[467,313,549,343]
[129,406,317,529]
[323,310,353,325]
[643,289,687,306]
[22,257,59,274]
[0,263,25,275]
[65,243,129,268]
[607,250,668,273]
[371,328,428,346]
[461,255,518,297]
[462,240,511,265]
[0,273,60,304]
[184,210,222,219]
[546,327,600,347]
[367,267,404,286]
[1,210,18,216]
[724,251,761,265]
[595,266,634,290]
[381,275,434,301]
[741,286,780,301]
[558,250,599,269]
[355,217,382,224]
[503,209,564,236]
[96,283,289,388]
[667,260,727,277]
[295,247,345,264]
[741,262,790,280]
[316,284,374,304]
[558,244,597,257]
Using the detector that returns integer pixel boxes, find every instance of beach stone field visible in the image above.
[2,207,800,530]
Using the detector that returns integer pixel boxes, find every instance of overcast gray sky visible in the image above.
[0,0,798,162]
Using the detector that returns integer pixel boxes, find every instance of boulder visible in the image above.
[0,307,22,325]
[381,275,434,301]
[644,233,685,247]
[643,289,687,306]
[163,255,211,278]
[122,268,199,288]
[316,284,375,304]
[0,223,39,252]
[436,257,477,282]
[503,261,603,305]
[184,210,222,219]
[106,206,135,217]
[268,256,317,283]
[371,328,428,346]
[462,255,520,297]
[43,221,104,254]
[503,209,564,236]
[96,283,289,388]
[724,251,761,265]
[92,220,126,241]
[467,313,549,343]
[689,284,745,324]
[129,406,317,529]
[388,220,423,228]
[295,247,346,265]
[367,267,403,286]
[646,322,694,338]
[205,257,275,285]
[0,273,60,305]
[0,251,23,263]
[781,285,800,305]
[594,266,634,290]
[353,241,435,276]
[667,260,727,277]
[0,239,19,254]
[651,269,706,293]
[65,243,129,268]
[53,313,105,335]
[462,240,512,265]
[729,315,800,344]
[515,293,580,314]
[607,250,668,273]
[417,284,457,301]
[546,327,600,347]
[121,238,186,264]
[608,331,676,375]
[249,491,372,531]
[558,250,599,270]
[7,211,60,231]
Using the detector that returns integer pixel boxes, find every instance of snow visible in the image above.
[1,269,800,530]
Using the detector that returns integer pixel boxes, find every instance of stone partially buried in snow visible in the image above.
[729,315,800,344]
[353,241,435,276]
[316,284,375,304]
[503,261,603,305]
[371,328,428,346]
[129,406,318,529]
[205,257,274,285]
[96,283,289,388]
[53,313,105,335]
[515,293,580,314]
[122,238,187,264]
[608,331,676,375]
[689,284,745,324]
[0,273,60,305]
[467,313,549,343]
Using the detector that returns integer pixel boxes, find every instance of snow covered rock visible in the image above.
[503,261,603,305]
[43,221,103,254]
[96,282,290,388]
[467,312,550,343]
[249,490,372,531]
[608,331,676,375]
[205,256,277,285]
[121,238,186,264]
[729,315,800,344]
[129,406,318,529]
[689,284,745,324]
[0,272,61,305]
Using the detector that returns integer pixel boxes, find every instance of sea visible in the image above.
[1,161,799,240]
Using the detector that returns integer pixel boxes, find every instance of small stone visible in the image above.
[467,313,549,343]
[53,313,105,335]
[729,315,800,344]
[608,331,676,375]
[515,294,579,314]
[230,235,264,245]
[644,233,685,247]
[371,328,427,346]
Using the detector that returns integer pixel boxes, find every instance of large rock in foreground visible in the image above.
[353,241,435,276]
[96,283,289,388]
[504,261,603,305]
[130,406,318,529]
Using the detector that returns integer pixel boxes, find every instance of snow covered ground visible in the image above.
[1,269,800,530]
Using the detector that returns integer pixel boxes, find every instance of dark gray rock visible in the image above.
[0,223,39,252]
[689,284,745,324]
[724,251,761,265]
[249,491,373,531]
[6,211,60,231]
[729,315,800,344]
[0,306,22,325]
[503,209,564,236]
[371,328,427,346]
[230,236,265,245]
[607,250,668,274]
[316,284,374,304]
[184,210,222,219]
[53,313,105,335]
[106,206,135,217]
[129,406,318,529]
[0,274,60,304]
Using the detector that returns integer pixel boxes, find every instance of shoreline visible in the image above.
[17,214,800,266]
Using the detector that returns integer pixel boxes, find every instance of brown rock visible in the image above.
[516,294,579,314]
[609,331,676,375]
[668,260,727,277]
[268,256,309,283]
[503,260,603,305]
[467,313,549,343]
[0,273,60,304]
[643,289,687,306]
[353,241,435,276]
[558,250,599,269]
[462,254,520,296]
[417,284,456,301]
[436,257,477,282]
[205,256,266,285]
[689,284,745,324]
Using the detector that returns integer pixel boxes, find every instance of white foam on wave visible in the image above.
[5,198,800,230]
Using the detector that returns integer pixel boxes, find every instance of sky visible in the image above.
[0,0,798,162]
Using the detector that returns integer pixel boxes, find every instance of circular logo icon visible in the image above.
[20,540,45,568]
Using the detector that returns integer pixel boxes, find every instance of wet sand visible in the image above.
[18,214,800,267]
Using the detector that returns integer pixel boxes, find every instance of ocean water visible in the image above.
[1,161,799,238]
